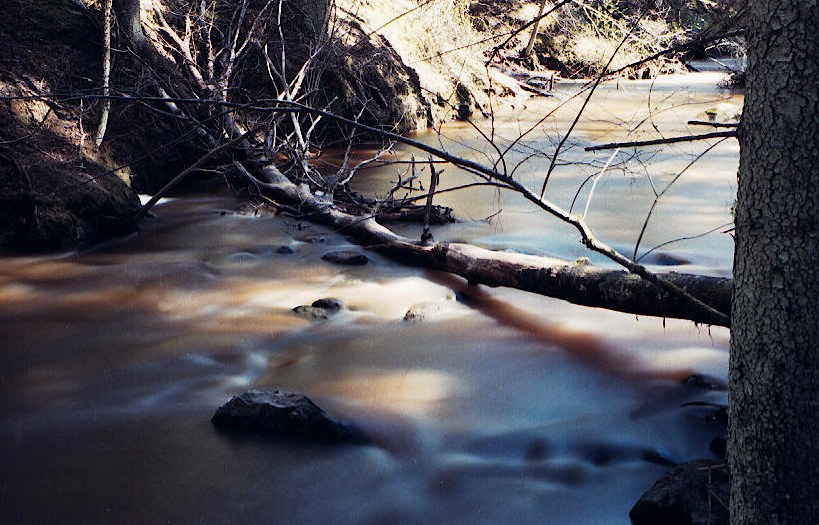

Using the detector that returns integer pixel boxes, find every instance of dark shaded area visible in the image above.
[629,460,728,525]
[0,0,140,251]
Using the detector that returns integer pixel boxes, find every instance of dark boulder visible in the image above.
[630,460,729,525]
[211,390,367,444]
[310,297,346,313]
[292,297,347,321]
[455,82,474,120]
[292,305,331,321]
[322,250,369,266]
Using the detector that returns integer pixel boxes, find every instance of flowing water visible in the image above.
[0,70,739,524]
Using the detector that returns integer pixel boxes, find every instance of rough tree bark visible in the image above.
[730,1,819,524]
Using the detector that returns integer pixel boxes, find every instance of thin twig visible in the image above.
[687,120,739,128]
[632,139,727,261]
[540,6,650,197]
[422,155,440,243]
[582,147,619,219]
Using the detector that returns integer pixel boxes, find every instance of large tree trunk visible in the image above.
[730,1,819,524]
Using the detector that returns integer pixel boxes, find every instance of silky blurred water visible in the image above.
[0,72,737,524]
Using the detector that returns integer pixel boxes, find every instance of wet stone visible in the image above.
[292,305,330,321]
[629,460,728,525]
[292,298,347,321]
[682,374,728,391]
[311,298,346,313]
[211,390,367,444]
[276,245,296,254]
[322,250,369,266]
[295,233,326,243]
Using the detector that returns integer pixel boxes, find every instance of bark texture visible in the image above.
[113,0,146,48]
[730,1,819,524]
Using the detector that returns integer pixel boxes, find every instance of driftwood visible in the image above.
[248,163,732,327]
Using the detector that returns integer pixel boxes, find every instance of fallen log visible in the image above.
[248,163,732,327]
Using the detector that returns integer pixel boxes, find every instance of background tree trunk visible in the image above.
[730,1,819,524]
[113,0,146,48]
[523,0,548,57]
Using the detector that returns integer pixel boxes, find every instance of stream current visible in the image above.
[1,70,740,524]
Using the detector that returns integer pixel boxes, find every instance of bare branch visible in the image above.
[585,131,736,152]
[688,120,739,128]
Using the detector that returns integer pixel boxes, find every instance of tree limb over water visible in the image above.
[246,163,733,327]
[585,131,737,152]
[24,0,733,327]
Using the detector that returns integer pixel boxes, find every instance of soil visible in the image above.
[0,0,140,251]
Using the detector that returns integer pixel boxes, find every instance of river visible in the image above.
[0,69,739,524]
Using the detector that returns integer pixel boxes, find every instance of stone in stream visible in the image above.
[682,374,728,391]
[321,250,369,266]
[649,252,693,266]
[295,233,327,244]
[310,297,346,313]
[211,390,367,444]
[403,303,445,322]
[292,298,347,321]
[629,460,728,525]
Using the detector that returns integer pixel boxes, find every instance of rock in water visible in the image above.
[211,390,367,444]
[292,305,331,321]
[629,460,728,525]
[321,250,369,266]
[310,298,346,313]
[292,297,348,321]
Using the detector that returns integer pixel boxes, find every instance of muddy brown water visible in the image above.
[1,71,738,524]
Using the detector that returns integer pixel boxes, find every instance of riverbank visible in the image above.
[0,0,745,253]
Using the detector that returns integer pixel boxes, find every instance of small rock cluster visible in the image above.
[292,297,346,321]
